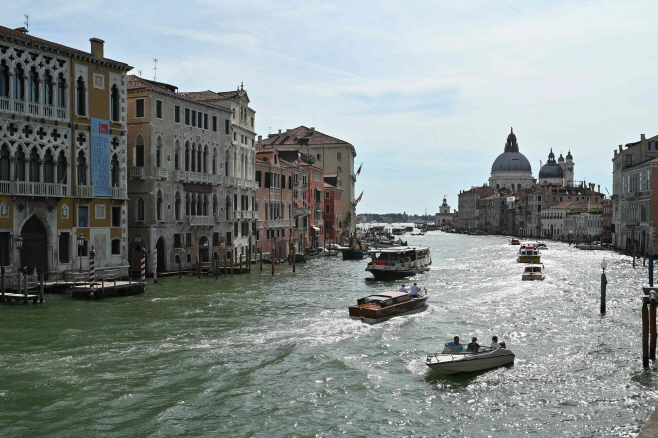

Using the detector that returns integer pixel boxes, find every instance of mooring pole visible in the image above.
[601,270,607,314]
[215,254,218,280]
[240,250,243,273]
[39,270,44,303]
[231,252,234,277]
[650,254,654,288]
[153,247,158,284]
[259,248,263,271]
[225,253,228,276]
[1,266,5,302]
[179,258,182,278]
[292,244,296,273]
[649,292,658,360]
[23,270,27,304]
[141,248,146,291]
[643,296,650,367]
[272,246,275,275]
[197,260,201,280]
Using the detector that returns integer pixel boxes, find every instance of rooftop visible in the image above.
[261,126,351,146]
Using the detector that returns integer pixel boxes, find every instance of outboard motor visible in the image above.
[500,342,506,349]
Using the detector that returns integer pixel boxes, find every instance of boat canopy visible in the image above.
[368,246,429,253]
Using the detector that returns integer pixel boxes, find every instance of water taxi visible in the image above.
[426,344,515,375]
[522,263,545,281]
[348,290,429,323]
[365,246,432,280]
[517,245,540,263]
[392,227,406,235]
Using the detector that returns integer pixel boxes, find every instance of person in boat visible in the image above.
[445,336,463,353]
[491,336,501,348]
[466,337,479,352]
[399,285,408,293]
[410,283,420,298]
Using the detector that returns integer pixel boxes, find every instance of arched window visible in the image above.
[156,191,163,221]
[212,148,217,175]
[175,192,181,221]
[225,151,229,176]
[13,64,25,100]
[43,71,53,105]
[202,146,208,173]
[76,76,86,116]
[203,195,208,216]
[185,142,190,171]
[191,144,196,172]
[29,148,39,182]
[156,137,162,168]
[77,151,87,185]
[44,149,54,183]
[0,144,9,181]
[197,195,202,216]
[135,135,144,167]
[15,149,25,181]
[185,193,190,216]
[174,140,180,170]
[0,61,8,98]
[213,195,218,218]
[110,84,120,122]
[226,196,232,221]
[57,151,67,184]
[111,154,120,187]
[28,67,39,103]
[137,197,145,221]
[56,74,66,108]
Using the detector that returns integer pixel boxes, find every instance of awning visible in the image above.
[312,226,320,231]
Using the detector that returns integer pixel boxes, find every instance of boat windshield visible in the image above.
[441,345,496,354]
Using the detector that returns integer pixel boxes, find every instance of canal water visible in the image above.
[1,233,657,437]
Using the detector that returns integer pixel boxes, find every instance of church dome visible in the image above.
[490,128,532,173]
[538,148,564,179]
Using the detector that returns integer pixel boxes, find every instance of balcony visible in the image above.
[234,211,242,219]
[174,170,185,182]
[270,187,281,195]
[237,179,245,189]
[173,170,212,184]
[111,186,127,199]
[214,175,223,185]
[0,98,68,121]
[242,211,253,219]
[294,207,312,216]
[130,167,146,179]
[267,219,290,228]
[226,176,236,187]
[189,216,214,227]
[244,180,253,189]
[257,220,264,230]
[156,168,168,179]
[10,181,68,197]
[77,185,94,198]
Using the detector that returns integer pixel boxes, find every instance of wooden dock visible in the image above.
[71,280,145,300]
[0,292,41,304]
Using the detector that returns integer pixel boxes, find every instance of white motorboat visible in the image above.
[522,263,545,281]
[536,243,548,250]
[426,344,515,375]
[366,246,432,280]
[576,242,603,250]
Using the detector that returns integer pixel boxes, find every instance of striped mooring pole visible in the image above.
[141,247,146,290]
[89,246,96,287]
[153,246,158,283]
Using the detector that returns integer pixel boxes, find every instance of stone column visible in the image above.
[38,159,44,183]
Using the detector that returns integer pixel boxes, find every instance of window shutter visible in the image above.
[282,175,286,189]
[255,170,261,186]
[265,172,271,188]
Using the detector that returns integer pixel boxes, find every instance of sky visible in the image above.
[6,1,658,214]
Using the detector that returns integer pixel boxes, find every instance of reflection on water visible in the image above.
[0,233,656,437]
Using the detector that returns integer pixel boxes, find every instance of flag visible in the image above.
[356,163,363,176]
[356,191,363,203]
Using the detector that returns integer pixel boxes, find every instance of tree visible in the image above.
[343,212,352,232]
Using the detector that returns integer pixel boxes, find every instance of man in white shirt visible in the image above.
[410,283,420,298]
[399,285,408,293]
[490,336,501,348]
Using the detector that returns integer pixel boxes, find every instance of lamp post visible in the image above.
[77,232,84,271]
[601,259,608,314]
[16,234,23,272]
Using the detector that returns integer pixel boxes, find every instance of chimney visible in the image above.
[90,38,105,58]
[14,27,28,34]
[642,134,646,141]
[286,129,292,135]
[310,127,315,135]
[619,145,622,152]
[278,129,281,134]
[614,150,617,156]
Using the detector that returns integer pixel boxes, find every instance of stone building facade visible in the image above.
[0,26,131,278]
[127,75,245,274]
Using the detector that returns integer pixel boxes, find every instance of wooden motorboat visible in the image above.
[522,263,545,281]
[342,234,366,260]
[426,345,515,375]
[576,242,603,250]
[349,291,429,323]
[365,246,432,280]
[509,238,520,245]
[517,245,540,263]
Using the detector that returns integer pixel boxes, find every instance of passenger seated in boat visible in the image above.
[490,336,501,348]
[466,337,479,352]
[399,285,408,293]
[445,336,463,353]
[410,283,419,298]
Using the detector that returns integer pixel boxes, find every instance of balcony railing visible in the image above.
[237,179,245,189]
[174,170,213,184]
[226,176,236,187]
[242,211,253,219]
[270,187,281,195]
[8,181,68,197]
[77,185,94,198]
[214,175,223,185]
[111,186,127,199]
[0,97,9,111]
[245,180,253,189]
[175,170,185,182]
[294,207,312,216]
[130,167,146,179]
[156,168,168,179]
[267,219,290,228]
[0,98,68,121]
[234,211,242,219]
[189,216,214,226]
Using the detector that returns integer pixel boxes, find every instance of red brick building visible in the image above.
[323,174,343,242]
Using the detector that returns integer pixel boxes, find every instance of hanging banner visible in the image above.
[90,117,111,197]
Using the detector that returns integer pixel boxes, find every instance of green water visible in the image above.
[1,233,657,437]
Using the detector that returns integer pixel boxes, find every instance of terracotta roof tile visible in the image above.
[0,26,131,70]
[261,126,351,146]
[127,75,176,93]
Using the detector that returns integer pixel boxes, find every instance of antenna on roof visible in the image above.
[153,58,158,81]
[138,69,142,77]
[24,14,29,32]
[268,127,271,134]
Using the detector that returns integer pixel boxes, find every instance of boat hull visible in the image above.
[522,273,544,281]
[349,295,429,323]
[426,349,515,375]
[342,249,365,260]
[517,256,541,263]
[366,267,430,280]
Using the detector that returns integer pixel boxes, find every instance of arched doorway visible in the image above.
[156,237,166,273]
[132,243,143,272]
[199,236,209,263]
[20,215,48,274]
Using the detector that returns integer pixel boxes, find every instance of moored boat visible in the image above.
[365,246,431,280]
[522,263,545,281]
[348,291,429,323]
[426,345,515,375]
[576,242,603,250]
